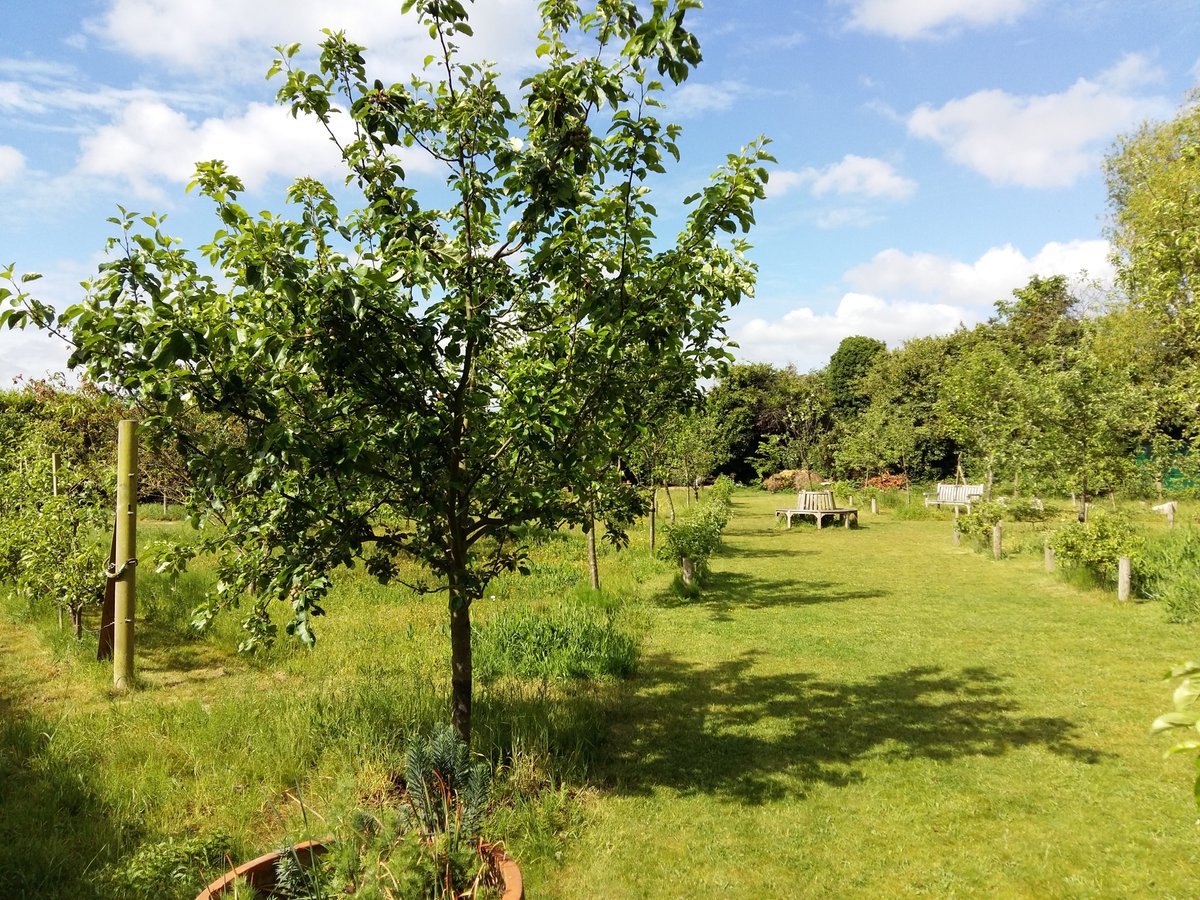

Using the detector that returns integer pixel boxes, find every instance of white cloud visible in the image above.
[0,329,73,385]
[734,237,1116,369]
[669,81,745,117]
[74,99,397,199]
[815,208,884,229]
[844,239,1114,307]
[907,54,1169,188]
[771,154,916,200]
[843,0,1036,40]
[0,145,25,182]
[735,293,969,370]
[85,0,542,81]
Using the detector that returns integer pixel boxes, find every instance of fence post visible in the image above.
[1044,542,1055,573]
[870,497,877,515]
[113,419,138,691]
[1118,556,1131,603]
[992,522,1002,560]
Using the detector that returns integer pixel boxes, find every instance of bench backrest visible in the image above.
[936,483,985,503]
[796,489,835,510]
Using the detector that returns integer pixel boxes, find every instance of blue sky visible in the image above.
[1,0,1198,383]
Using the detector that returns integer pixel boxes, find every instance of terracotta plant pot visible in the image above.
[196,838,523,899]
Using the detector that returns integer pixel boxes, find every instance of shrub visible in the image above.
[100,833,234,900]
[956,501,1004,547]
[1139,528,1200,623]
[1048,513,1144,585]
[657,476,734,589]
[1004,496,1053,523]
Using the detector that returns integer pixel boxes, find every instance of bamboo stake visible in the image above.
[113,419,138,691]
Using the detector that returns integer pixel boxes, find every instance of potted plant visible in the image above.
[197,726,522,899]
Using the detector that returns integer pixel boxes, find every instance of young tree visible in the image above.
[2,1,770,742]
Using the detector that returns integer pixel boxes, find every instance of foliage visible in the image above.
[1002,496,1053,523]
[1048,513,1143,584]
[955,501,1004,546]
[835,335,964,482]
[1105,90,1200,450]
[825,335,886,420]
[706,364,830,483]
[99,833,234,900]
[0,398,113,638]
[1139,527,1200,622]
[657,475,734,585]
[3,0,771,742]
[473,606,637,682]
[1152,660,1200,806]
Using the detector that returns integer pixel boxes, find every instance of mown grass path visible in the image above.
[544,491,1200,897]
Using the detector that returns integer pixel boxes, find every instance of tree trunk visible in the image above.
[1078,474,1088,523]
[663,482,676,524]
[683,465,691,508]
[587,515,600,591]
[449,598,473,744]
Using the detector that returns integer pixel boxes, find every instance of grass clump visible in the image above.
[474,606,637,683]
[1139,526,1200,622]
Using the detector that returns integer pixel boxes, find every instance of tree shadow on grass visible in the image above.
[600,652,1108,804]
[654,571,887,618]
[0,700,124,899]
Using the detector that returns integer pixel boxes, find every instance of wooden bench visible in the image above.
[775,489,858,529]
[923,483,985,512]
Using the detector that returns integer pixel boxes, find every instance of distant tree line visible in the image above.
[697,91,1200,498]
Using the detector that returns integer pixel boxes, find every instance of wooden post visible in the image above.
[113,419,138,691]
[870,497,877,515]
[1044,542,1055,573]
[681,556,695,587]
[587,515,600,591]
[992,522,1002,560]
[648,491,656,555]
[1168,504,1176,529]
[952,526,960,546]
[51,452,59,497]
[1118,556,1131,602]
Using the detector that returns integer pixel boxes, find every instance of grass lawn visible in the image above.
[543,491,1200,898]
[1,490,1198,897]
